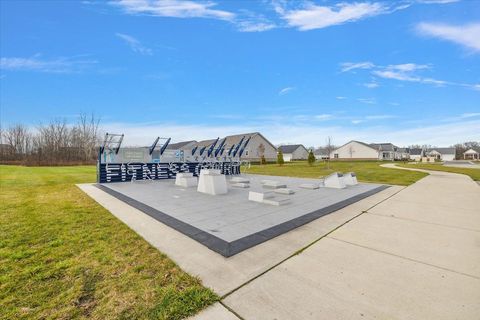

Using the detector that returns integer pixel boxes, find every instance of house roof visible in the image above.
[426,147,456,155]
[165,140,197,150]
[409,148,423,155]
[463,148,480,154]
[194,132,277,151]
[370,143,398,152]
[333,140,378,152]
[278,144,306,154]
[314,147,328,155]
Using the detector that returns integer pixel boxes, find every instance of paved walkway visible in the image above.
[79,167,480,319]
[195,166,480,319]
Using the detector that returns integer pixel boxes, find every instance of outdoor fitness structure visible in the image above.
[97,133,247,183]
[95,133,388,257]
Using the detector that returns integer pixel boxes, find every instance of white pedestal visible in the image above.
[343,172,358,186]
[175,174,198,187]
[197,169,228,195]
[324,172,346,189]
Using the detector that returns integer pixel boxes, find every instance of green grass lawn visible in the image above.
[397,163,480,181]
[248,161,428,186]
[0,165,217,320]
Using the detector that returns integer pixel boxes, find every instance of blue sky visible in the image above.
[1,0,479,147]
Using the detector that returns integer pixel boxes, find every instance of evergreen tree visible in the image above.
[277,149,284,166]
[308,149,315,166]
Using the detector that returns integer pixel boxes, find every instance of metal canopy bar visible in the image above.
[227,143,236,156]
[100,133,124,154]
[159,137,171,155]
[149,137,160,155]
[238,136,251,157]
[207,137,219,157]
[214,138,226,157]
[232,136,245,157]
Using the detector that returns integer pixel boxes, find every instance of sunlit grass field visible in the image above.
[397,162,480,181]
[0,165,217,320]
[248,160,428,186]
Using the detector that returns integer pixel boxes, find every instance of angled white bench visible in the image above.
[324,172,346,189]
[343,172,358,186]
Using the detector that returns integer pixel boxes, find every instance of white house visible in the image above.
[463,148,479,160]
[330,141,410,160]
[425,148,456,161]
[409,148,423,161]
[314,147,329,160]
[278,144,309,162]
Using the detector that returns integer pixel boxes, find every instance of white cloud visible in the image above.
[364,82,379,88]
[415,0,459,4]
[236,20,276,32]
[365,115,395,120]
[460,112,480,118]
[336,96,347,100]
[102,118,480,147]
[416,22,480,52]
[357,97,376,104]
[112,0,235,20]
[0,55,97,73]
[278,2,388,31]
[279,86,294,95]
[314,114,334,121]
[116,33,153,55]
[340,61,375,72]
[343,61,479,90]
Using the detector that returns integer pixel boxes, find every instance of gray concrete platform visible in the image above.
[96,174,386,257]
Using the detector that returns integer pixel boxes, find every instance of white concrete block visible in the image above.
[231,183,250,188]
[248,191,274,202]
[324,172,346,189]
[343,172,358,186]
[176,172,194,178]
[231,177,250,183]
[263,197,291,206]
[197,170,228,195]
[262,180,287,189]
[175,176,198,188]
[274,188,295,195]
[299,183,319,190]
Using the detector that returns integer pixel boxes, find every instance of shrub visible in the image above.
[277,150,284,166]
[307,150,315,166]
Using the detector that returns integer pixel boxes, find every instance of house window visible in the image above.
[334,153,339,159]
[245,150,249,156]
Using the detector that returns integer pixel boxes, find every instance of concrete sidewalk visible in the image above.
[217,168,480,319]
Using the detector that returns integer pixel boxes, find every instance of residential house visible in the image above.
[409,148,423,161]
[278,144,309,162]
[463,147,480,160]
[425,147,456,161]
[195,132,277,161]
[314,147,329,160]
[330,140,408,160]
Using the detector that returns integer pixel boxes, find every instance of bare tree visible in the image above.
[325,136,334,169]
[3,124,31,156]
[348,145,355,158]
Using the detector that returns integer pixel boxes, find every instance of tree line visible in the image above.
[0,114,101,166]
